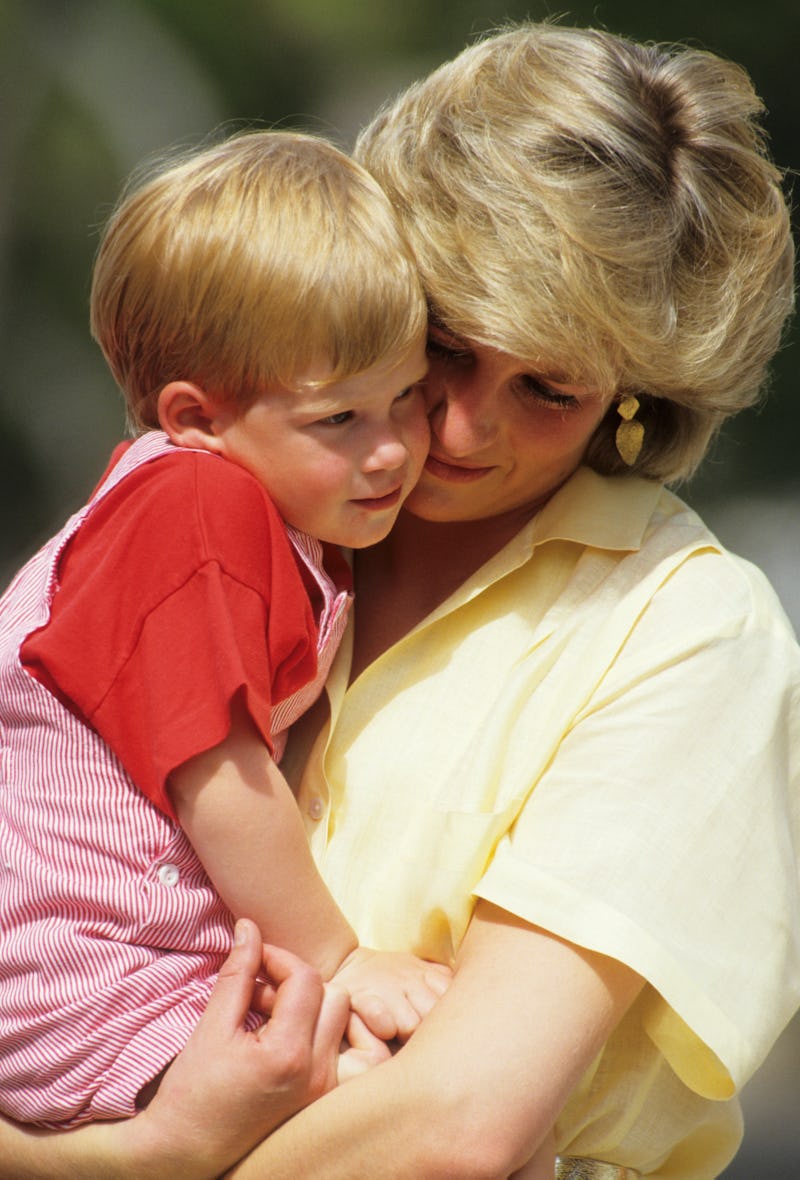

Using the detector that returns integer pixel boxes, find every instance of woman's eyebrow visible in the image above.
[427,318,467,346]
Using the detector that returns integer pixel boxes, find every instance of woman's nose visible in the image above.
[425,376,499,456]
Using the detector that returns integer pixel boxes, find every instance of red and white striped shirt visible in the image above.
[0,433,350,1127]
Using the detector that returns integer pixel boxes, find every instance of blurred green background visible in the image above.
[1,1,798,1173]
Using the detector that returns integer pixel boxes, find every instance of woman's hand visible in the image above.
[134,919,350,1178]
[0,920,350,1180]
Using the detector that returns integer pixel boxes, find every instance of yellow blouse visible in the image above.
[291,467,800,1179]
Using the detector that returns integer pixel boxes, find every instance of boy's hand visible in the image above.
[336,1013,393,1084]
[332,947,452,1042]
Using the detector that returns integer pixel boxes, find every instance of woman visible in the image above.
[2,21,798,1179]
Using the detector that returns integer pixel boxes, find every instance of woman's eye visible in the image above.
[521,376,578,410]
[318,410,353,426]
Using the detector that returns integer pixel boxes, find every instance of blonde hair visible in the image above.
[91,130,427,431]
[355,23,795,481]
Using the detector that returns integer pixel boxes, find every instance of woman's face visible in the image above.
[402,324,614,528]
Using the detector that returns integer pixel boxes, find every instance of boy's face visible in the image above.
[214,340,430,548]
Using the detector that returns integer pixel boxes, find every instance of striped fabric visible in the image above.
[0,433,351,1127]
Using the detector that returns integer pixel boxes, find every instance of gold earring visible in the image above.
[615,394,644,466]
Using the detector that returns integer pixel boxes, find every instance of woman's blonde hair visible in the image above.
[91,130,427,431]
[355,23,795,481]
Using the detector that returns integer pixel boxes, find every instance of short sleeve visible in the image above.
[22,450,319,818]
[475,548,800,1097]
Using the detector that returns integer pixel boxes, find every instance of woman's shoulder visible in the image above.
[641,487,795,639]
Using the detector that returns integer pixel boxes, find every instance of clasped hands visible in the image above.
[332,944,452,1082]
[136,920,452,1179]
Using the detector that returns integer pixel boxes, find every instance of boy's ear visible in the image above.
[157,381,228,453]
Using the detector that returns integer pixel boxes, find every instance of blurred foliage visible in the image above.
[1,0,798,579]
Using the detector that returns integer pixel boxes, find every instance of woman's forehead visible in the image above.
[427,313,608,391]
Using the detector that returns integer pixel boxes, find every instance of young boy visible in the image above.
[0,130,445,1129]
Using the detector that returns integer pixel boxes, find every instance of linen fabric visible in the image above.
[290,466,800,1180]
[0,432,351,1127]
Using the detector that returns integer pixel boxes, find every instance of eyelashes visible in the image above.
[519,376,578,410]
[426,335,579,411]
[425,337,470,362]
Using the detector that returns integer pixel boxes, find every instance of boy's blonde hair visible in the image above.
[356,23,794,481]
[91,130,427,431]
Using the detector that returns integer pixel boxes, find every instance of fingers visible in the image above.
[251,979,278,1015]
[424,963,453,996]
[340,952,454,1041]
[351,991,417,1041]
[352,959,453,1040]
[254,953,349,1101]
[336,1013,392,1085]
[346,1012,393,1056]
[200,918,264,1038]
[397,964,452,1028]
[314,983,351,1056]
[257,943,326,1044]
[200,923,331,1044]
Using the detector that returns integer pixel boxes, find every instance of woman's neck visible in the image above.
[350,508,529,679]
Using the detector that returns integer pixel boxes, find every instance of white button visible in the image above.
[307,796,325,821]
[158,863,180,887]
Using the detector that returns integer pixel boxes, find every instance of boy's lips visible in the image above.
[351,485,405,511]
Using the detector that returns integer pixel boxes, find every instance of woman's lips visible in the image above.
[424,454,494,482]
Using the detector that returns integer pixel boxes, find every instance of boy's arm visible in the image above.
[170,692,450,1037]
[169,691,356,980]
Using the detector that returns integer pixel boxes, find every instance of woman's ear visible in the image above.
[157,381,228,453]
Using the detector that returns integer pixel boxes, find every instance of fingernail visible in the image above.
[234,920,246,946]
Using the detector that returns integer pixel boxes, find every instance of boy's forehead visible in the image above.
[263,377,367,418]
[288,385,351,413]
[281,343,428,412]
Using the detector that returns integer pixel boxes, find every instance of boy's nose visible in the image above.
[362,428,410,473]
